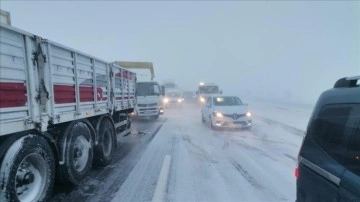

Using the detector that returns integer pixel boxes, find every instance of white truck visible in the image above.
[196,82,222,104]
[0,20,135,201]
[113,61,164,119]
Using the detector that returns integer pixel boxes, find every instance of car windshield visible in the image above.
[198,86,219,94]
[213,96,243,106]
[136,82,160,96]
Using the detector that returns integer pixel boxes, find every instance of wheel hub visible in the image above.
[16,153,49,202]
[17,172,35,186]
[73,136,90,172]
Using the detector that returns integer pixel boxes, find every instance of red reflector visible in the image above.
[295,167,299,179]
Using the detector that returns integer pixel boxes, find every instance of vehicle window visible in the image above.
[136,82,160,96]
[310,104,360,175]
[198,86,219,94]
[213,96,243,106]
[153,85,160,94]
[345,120,360,175]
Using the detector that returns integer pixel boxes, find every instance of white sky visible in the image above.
[2,1,359,104]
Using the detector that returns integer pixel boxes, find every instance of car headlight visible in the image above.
[163,98,169,103]
[200,97,205,102]
[246,112,252,117]
[178,99,182,103]
[213,111,223,118]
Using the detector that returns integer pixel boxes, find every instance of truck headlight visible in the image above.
[163,98,169,103]
[200,97,205,102]
[246,112,252,117]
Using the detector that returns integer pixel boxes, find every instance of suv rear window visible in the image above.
[310,104,360,175]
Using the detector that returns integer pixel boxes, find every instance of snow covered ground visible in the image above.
[247,99,314,132]
[110,102,305,202]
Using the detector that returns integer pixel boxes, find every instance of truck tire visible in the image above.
[94,118,115,167]
[0,134,55,202]
[58,122,93,185]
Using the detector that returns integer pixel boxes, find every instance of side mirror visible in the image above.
[161,86,165,96]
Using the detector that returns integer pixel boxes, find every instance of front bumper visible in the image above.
[135,106,160,117]
[212,116,252,128]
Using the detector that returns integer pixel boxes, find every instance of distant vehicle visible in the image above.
[162,81,177,89]
[163,90,184,108]
[196,82,221,105]
[183,91,196,101]
[201,95,252,129]
[296,76,360,202]
[113,61,165,119]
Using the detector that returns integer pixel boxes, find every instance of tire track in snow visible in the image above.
[181,135,218,164]
[230,159,289,201]
[255,115,305,137]
[283,153,297,162]
[230,159,264,190]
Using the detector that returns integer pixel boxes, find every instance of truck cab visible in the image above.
[113,61,164,119]
[196,82,221,105]
[136,81,164,117]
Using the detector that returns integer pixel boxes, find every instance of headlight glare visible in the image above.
[213,111,223,118]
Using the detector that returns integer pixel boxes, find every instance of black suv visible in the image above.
[296,76,360,201]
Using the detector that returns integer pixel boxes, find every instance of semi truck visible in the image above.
[0,20,135,201]
[113,61,164,119]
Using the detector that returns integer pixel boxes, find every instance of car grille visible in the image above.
[223,113,245,120]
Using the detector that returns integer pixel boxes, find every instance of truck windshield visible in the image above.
[198,86,219,94]
[136,82,160,96]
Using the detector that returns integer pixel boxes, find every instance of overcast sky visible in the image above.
[2,1,359,104]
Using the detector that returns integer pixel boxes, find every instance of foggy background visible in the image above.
[2,1,359,104]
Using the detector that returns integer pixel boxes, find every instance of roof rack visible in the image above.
[334,76,360,88]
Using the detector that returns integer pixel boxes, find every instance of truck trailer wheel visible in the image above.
[94,118,115,166]
[58,122,93,185]
[0,134,55,202]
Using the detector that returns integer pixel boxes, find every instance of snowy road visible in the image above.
[51,102,304,202]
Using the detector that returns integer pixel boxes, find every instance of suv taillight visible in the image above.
[295,131,307,179]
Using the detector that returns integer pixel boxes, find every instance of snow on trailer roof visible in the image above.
[113,61,154,80]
